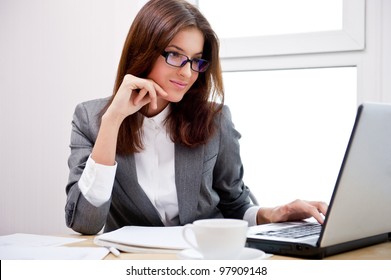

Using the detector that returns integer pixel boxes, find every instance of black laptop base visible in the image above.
[246,233,389,259]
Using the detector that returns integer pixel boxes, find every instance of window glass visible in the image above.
[223,67,357,206]
[198,0,343,38]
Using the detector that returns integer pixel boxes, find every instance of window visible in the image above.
[199,0,343,38]
[199,0,365,57]
[224,67,357,205]
[197,0,365,205]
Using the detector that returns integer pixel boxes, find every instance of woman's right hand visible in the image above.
[91,74,168,165]
[104,74,168,122]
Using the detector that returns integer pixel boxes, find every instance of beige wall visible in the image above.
[0,0,142,235]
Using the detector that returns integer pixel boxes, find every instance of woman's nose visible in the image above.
[177,61,193,78]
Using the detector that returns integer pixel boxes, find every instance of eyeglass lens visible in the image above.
[164,52,209,72]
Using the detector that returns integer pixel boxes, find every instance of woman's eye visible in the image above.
[169,52,181,58]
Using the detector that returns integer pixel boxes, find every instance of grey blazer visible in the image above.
[65,98,252,234]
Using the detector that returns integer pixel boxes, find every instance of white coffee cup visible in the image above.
[182,218,248,259]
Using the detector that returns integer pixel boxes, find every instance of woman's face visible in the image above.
[147,27,205,105]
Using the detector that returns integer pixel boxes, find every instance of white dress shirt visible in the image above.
[78,105,259,226]
[133,105,179,225]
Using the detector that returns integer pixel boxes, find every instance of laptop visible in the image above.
[246,102,391,259]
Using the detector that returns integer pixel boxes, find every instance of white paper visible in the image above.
[0,233,85,247]
[0,233,108,260]
[0,246,109,260]
[94,226,195,253]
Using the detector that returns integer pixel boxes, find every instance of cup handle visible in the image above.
[182,224,198,250]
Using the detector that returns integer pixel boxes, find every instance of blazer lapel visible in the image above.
[115,154,164,226]
[175,143,204,225]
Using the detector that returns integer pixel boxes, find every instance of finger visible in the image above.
[136,96,152,109]
[152,82,168,97]
[308,201,328,216]
[134,83,158,110]
[307,202,328,224]
[133,88,149,106]
[145,85,158,110]
[311,210,325,224]
[318,202,328,216]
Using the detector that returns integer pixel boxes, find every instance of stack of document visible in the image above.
[0,233,109,260]
[94,226,193,253]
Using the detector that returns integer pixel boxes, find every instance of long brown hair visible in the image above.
[108,0,224,155]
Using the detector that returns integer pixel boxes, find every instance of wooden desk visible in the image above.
[67,235,391,260]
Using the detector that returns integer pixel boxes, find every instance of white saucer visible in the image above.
[177,247,267,260]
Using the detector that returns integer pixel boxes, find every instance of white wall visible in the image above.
[0,0,143,235]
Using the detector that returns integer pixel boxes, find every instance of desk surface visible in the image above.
[67,235,391,260]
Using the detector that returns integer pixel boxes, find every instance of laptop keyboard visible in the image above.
[256,223,322,239]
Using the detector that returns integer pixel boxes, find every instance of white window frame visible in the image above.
[216,0,391,107]
[218,0,365,58]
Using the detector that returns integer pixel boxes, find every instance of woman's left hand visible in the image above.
[257,199,328,225]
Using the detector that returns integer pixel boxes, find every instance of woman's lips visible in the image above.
[170,79,188,89]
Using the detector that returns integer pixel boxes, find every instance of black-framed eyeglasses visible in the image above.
[161,51,210,73]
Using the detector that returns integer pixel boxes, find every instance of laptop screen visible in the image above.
[319,103,391,247]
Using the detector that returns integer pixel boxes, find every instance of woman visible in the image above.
[65,0,327,235]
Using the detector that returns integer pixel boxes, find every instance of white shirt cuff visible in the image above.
[243,205,261,226]
[78,155,117,207]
